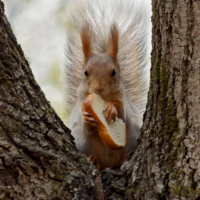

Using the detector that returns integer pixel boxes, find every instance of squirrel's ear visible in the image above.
[108,24,119,61]
[80,24,94,62]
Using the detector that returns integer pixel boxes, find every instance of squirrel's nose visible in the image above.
[95,87,104,94]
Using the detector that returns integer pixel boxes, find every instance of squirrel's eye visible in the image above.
[84,70,89,76]
[111,69,116,76]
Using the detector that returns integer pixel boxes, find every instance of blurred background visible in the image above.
[4,0,70,121]
[3,0,151,122]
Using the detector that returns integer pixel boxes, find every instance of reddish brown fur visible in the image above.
[83,54,121,98]
[79,26,125,169]
[80,24,94,62]
[67,0,150,170]
[72,23,140,170]
[108,24,119,63]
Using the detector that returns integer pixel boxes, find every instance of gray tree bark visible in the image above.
[0,0,200,199]
[0,1,102,199]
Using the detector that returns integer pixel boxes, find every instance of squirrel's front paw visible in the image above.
[83,112,98,127]
[103,102,117,123]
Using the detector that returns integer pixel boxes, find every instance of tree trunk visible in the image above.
[129,0,200,199]
[0,2,102,199]
[0,0,200,199]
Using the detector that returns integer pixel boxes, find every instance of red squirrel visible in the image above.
[65,0,151,170]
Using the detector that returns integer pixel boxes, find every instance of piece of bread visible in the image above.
[84,93,126,150]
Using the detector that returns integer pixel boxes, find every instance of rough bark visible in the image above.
[0,2,102,199]
[1,0,200,199]
[129,0,200,199]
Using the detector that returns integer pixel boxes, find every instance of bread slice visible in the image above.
[84,93,126,150]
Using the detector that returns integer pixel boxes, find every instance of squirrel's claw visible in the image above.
[88,155,101,170]
[83,112,98,127]
[103,102,117,123]
[83,112,91,116]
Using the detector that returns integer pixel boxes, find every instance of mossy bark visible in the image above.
[1,0,200,199]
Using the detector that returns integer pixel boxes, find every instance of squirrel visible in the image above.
[65,0,151,170]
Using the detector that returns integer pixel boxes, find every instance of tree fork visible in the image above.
[1,0,200,199]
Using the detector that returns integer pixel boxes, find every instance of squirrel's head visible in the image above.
[80,24,120,97]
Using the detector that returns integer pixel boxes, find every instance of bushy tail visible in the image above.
[65,0,151,117]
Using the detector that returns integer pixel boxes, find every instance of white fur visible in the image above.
[66,0,151,168]
[65,0,151,117]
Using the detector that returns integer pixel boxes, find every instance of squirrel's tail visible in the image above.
[65,0,151,117]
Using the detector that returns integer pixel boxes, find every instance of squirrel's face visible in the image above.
[82,54,120,97]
